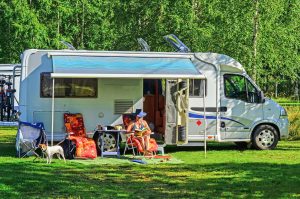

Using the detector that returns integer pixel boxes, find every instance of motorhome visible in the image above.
[18,49,288,151]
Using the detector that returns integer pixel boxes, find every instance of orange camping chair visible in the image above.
[64,113,97,159]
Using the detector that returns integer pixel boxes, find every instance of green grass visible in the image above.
[274,97,300,104]
[1,128,300,198]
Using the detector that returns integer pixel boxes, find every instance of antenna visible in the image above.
[60,40,76,50]
[163,34,190,53]
[137,38,150,52]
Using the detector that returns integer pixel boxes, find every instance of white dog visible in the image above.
[39,144,66,164]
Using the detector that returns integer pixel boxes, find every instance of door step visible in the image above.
[157,145,165,155]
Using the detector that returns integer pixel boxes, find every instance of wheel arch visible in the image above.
[251,122,280,140]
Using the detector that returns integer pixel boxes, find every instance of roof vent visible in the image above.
[163,34,190,53]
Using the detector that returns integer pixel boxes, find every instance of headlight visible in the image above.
[280,107,287,116]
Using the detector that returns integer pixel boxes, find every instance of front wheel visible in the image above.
[252,125,279,150]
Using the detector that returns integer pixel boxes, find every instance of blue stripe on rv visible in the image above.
[189,112,245,126]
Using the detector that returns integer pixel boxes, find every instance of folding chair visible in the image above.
[122,114,138,156]
[123,133,139,156]
[16,122,47,158]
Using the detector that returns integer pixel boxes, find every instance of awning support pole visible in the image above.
[51,78,55,146]
[203,80,207,158]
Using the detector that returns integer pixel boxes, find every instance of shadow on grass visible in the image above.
[0,143,16,157]
[1,134,300,198]
[0,160,299,198]
[165,141,300,153]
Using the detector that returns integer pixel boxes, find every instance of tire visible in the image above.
[94,132,117,155]
[234,142,249,149]
[252,125,279,150]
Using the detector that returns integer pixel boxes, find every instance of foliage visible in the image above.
[0,0,299,97]
[285,106,300,140]
[0,128,300,198]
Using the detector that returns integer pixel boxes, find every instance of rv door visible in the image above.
[165,79,189,145]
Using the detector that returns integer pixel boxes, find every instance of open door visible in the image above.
[165,79,189,145]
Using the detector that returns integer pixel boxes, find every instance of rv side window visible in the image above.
[189,79,206,97]
[40,73,97,98]
[246,78,260,103]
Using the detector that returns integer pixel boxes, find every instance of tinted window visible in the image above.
[40,73,97,98]
[189,79,207,97]
[224,74,260,103]
[246,78,259,103]
[224,74,247,101]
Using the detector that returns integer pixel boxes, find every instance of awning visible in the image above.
[51,55,204,79]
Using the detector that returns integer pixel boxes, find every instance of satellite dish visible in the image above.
[137,38,150,52]
[163,34,190,53]
[60,40,76,50]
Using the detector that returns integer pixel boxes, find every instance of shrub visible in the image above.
[286,106,300,140]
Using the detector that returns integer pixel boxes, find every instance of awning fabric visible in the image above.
[51,56,204,79]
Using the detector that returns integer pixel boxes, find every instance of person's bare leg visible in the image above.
[140,137,145,152]
[145,135,150,151]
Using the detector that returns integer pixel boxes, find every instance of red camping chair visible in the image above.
[122,114,158,157]
[64,113,97,159]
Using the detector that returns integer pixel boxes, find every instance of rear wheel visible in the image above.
[252,125,279,150]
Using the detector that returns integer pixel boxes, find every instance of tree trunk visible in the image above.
[252,0,259,81]
[81,1,85,48]
[275,82,278,98]
[295,81,299,101]
[57,11,60,36]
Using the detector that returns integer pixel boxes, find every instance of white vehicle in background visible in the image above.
[0,64,21,123]
[18,36,288,151]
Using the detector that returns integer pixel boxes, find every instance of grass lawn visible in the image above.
[1,127,300,198]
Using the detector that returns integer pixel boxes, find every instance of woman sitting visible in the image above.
[126,111,151,153]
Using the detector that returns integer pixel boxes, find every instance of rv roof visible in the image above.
[0,64,21,74]
[195,53,245,73]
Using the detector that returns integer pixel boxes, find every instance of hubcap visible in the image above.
[256,129,275,148]
[97,133,116,151]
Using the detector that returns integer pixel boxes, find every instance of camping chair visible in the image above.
[122,114,158,157]
[16,121,47,158]
[124,133,158,157]
[123,114,138,156]
[64,113,97,159]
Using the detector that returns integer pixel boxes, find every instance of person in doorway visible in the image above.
[126,111,151,153]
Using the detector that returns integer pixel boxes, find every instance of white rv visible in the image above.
[19,49,288,150]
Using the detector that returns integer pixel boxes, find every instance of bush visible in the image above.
[286,106,300,140]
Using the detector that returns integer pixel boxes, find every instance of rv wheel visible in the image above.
[252,125,279,150]
[94,132,117,155]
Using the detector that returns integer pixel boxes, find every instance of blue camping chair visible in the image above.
[16,121,47,158]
